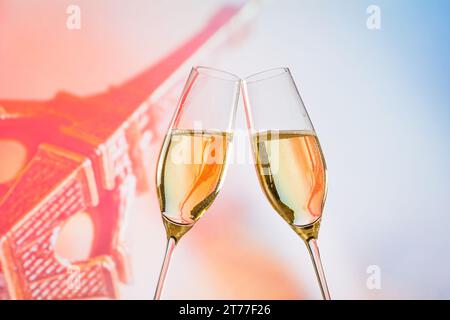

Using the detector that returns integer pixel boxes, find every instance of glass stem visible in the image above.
[153,237,177,300]
[306,238,331,300]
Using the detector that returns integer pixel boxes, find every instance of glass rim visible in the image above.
[193,66,241,82]
[244,67,290,84]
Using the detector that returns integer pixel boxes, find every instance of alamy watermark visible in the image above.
[367,5,381,30]
[66,5,81,30]
[66,265,82,290]
[166,122,283,175]
[366,265,381,290]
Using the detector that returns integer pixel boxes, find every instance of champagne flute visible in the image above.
[154,66,240,299]
[242,67,331,300]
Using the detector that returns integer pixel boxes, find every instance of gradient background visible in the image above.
[0,0,449,299]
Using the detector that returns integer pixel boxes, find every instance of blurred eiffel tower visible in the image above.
[0,2,256,300]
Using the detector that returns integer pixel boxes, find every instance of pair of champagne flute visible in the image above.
[154,66,330,300]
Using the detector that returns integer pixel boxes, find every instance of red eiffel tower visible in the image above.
[0,4,244,300]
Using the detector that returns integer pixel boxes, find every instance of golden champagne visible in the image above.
[253,130,327,241]
[156,129,232,241]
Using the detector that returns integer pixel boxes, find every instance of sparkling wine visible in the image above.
[156,129,232,241]
[252,130,327,240]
